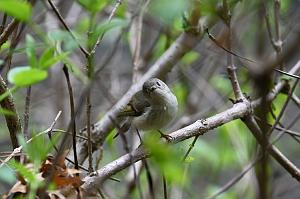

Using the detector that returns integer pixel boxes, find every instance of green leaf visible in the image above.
[184,156,195,164]
[10,159,37,183]
[182,51,200,65]
[90,18,128,46]
[172,82,188,111]
[8,66,48,87]
[149,0,187,25]
[200,0,219,17]
[39,48,69,69]
[18,133,60,167]
[62,58,88,84]
[0,41,10,52]
[39,47,55,68]
[77,0,107,13]
[144,134,184,184]
[210,75,232,96]
[0,107,16,116]
[270,93,287,123]
[153,35,167,59]
[75,17,90,34]
[26,35,37,68]
[106,128,117,147]
[0,86,17,102]
[0,0,32,21]
[48,30,80,52]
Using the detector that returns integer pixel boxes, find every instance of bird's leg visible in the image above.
[157,130,172,142]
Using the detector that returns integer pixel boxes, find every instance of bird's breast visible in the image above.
[133,97,177,130]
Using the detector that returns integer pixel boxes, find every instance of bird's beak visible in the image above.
[150,86,156,92]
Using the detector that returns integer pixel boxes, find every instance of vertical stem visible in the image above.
[163,175,168,199]
[274,0,283,69]
[86,13,96,173]
[0,76,21,149]
[223,0,243,101]
[63,66,79,170]
[23,86,31,139]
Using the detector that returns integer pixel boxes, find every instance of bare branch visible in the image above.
[81,61,300,191]
[0,75,21,149]
[76,17,217,164]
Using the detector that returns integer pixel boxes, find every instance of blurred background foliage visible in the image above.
[0,0,299,198]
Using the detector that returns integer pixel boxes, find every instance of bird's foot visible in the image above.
[158,130,173,142]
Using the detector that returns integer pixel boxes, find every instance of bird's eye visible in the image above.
[156,81,161,86]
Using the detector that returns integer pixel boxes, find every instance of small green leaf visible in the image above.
[39,47,55,68]
[62,58,89,83]
[106,129,117,147]
[153,35,167,59]
[26,35,37,68]
[184,156,195,164]
[149,0,187,25]
[18,133,60,167]
[48,30,80,52]
[90,18,128,46]
[39,48,69,69]
[0,41,10,51]
[0,107,16,116]
[10,159,37,183]
[172,82,188,111]
[8,66,48,87]
[211,75,232,96]
[0,86,17,102]
[182,51,199,65]
[77,0,107,13]
[75,17,90,34]
[0,0,32,21]
[144,134,184,184]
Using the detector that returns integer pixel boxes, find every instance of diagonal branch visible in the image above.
[0,75,21,149]
[81,61,300,191]
[76,16,217,164]
[47,0,89,57]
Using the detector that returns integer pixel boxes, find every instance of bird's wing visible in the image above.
[117,91,150,117]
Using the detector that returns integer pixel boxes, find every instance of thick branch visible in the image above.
[0,19,18,47]
[76,17,216,163]
[81,61,300,191]
[0,76,21,149]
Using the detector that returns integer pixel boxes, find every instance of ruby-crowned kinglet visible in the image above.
[116,78,178,136]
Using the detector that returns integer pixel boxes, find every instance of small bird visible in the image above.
[115,78,178,139]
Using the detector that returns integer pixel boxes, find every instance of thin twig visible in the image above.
[109,116,143,199]
[291,94,300,108]
[0,112,62,168]
[0,19,19,47]
[273,0,283,69]
[135,129,155,199]
[163,175,168,199]
[0,13,7,34]
[46,0,89,57]
[23,86,31,139]
[0,75,21,149]
[255,116,300,138]
[205,155,261,199]
[182,135,199,161]
[82,61,300,191]
[63,66,79,170]
[267,79,299,136]
[90,0,124,56]
[223,0,244,101]
[262,2,277,50]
